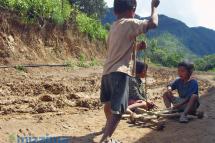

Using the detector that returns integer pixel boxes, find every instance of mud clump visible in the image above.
[66,93,81,100]
[76,98,101,109]
[43,83,67,95]
[0,107,14,115]
[33,102,57,113]
[39,94,55,102]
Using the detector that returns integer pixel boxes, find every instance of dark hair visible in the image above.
[114,0,137,14]
[178,61,194,76]
[136,61,148,74]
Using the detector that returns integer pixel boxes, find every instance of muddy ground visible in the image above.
[0,66,214,143]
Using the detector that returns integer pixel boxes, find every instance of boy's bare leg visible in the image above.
[104,102,111,120]
[126,108,133,115]
[183,94,198,116]
[128,101,147,110]
[104,102,111,130]
[99,114,121,143]
[163,91,174,108]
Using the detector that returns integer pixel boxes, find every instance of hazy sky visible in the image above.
[104,0,215,30]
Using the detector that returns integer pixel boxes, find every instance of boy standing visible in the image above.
[100,0,160,142]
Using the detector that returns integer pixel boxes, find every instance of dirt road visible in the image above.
[0,66,214,143]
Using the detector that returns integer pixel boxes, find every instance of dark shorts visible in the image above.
[100,72,129,115]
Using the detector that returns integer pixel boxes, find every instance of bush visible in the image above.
[195,54,215,71]
[76,12,107,41]
[0,0,107,41]
[0,0,73,24]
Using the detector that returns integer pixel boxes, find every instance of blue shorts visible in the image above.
[100,72,129,114]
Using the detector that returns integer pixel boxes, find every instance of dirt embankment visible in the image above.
[0,7,106,65]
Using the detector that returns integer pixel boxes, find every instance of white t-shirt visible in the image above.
[103,18,148,76]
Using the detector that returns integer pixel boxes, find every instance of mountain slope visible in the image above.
[102,8,215,56]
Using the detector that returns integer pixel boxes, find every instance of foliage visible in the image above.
[77,53,89,68]
[137,33,192,67]
[194,54,215,71]
[76,12,107,41]
[89,58,100,67]
[69,0,107,19]
[65,60,75,70]
[0,0,107,40]
[0,0,73,24]
[15,65,27,72]
[137,33,215,72]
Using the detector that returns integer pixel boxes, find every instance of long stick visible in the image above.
[144,48,148,103]
[0,64,68,69]
[132,39,137,77]
[135,108,181,118]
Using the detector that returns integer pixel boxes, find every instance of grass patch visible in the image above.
[209,68,215,72]
[64,60,76,70]
[64,56,101,71]
[89,58,100,67]
[15,65,27,72]
[77,54,90,68]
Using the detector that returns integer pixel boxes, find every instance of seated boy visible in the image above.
[127,61,156,115]
[163,61,200,123]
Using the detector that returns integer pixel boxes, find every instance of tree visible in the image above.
[70,0,107,19]
[195,54,215,71]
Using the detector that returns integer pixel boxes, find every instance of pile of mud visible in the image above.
[0,69,102,115]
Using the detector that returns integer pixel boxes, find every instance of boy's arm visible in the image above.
[167,78,179,92]
[146,0,160,30]
[129,0,160,40]
[136,41,147,51]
